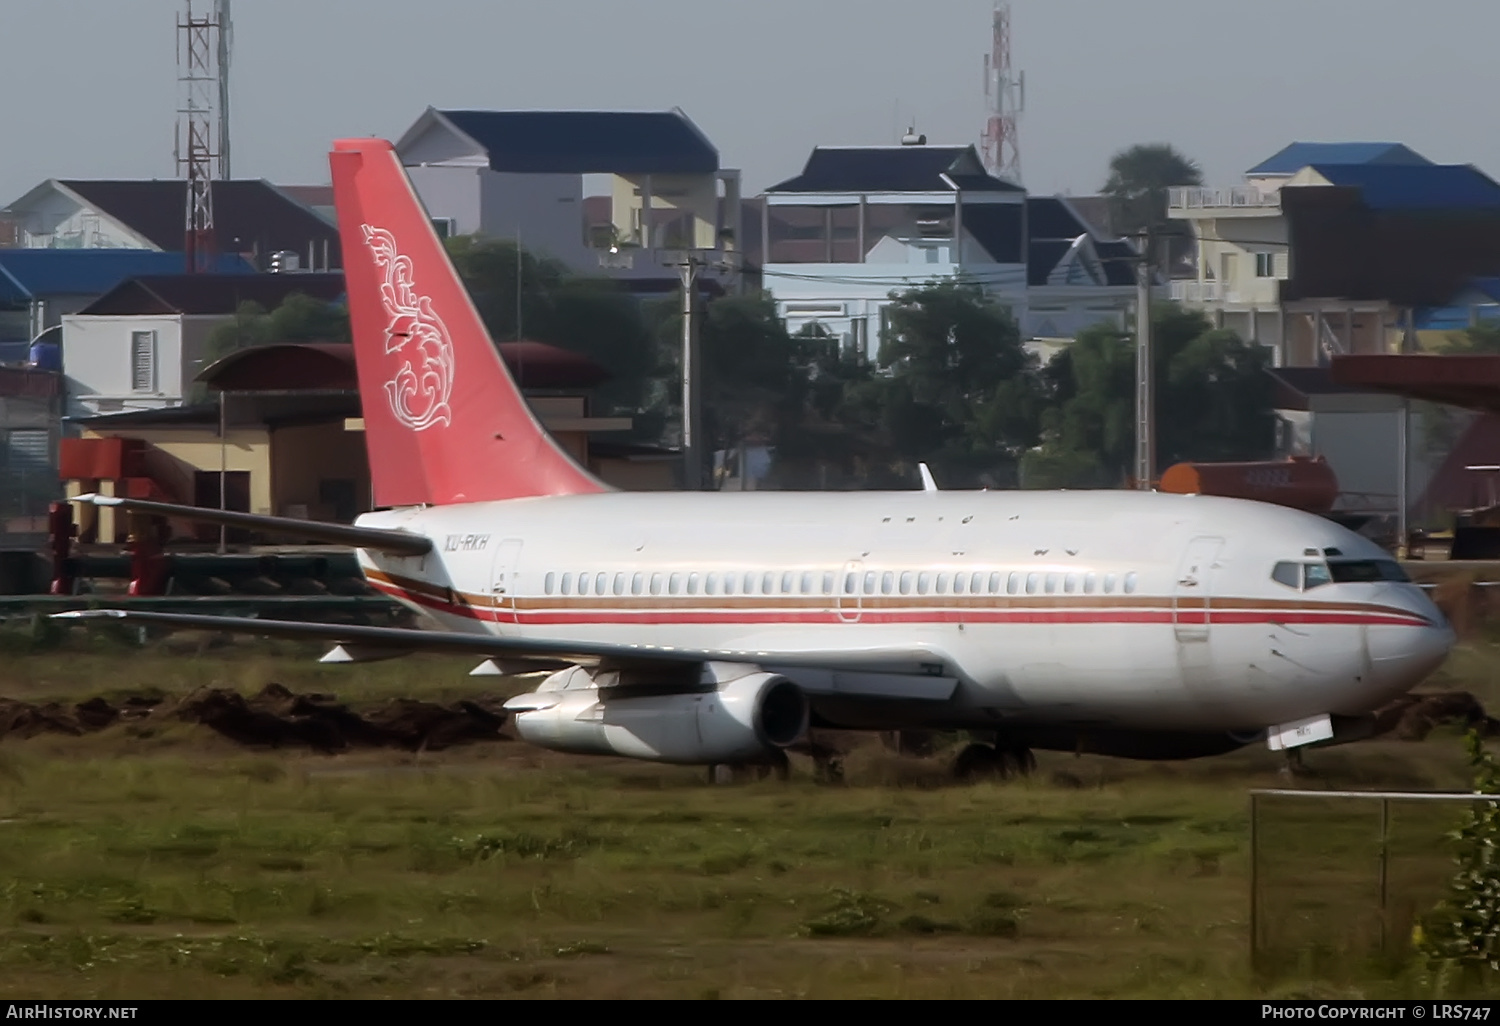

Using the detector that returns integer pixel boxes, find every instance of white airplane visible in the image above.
[56,137,1455,776]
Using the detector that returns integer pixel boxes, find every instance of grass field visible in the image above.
[0,623,1494,999]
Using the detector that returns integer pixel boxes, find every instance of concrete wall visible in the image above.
[80,426,273,515]
[478,169,590,267]
[404,166,485,238]
[270,422,372,520]
[62,314,184,417]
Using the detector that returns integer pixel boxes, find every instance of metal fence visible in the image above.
[1249,789,1495,981]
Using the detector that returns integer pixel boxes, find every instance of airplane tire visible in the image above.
[954,743,1008,781]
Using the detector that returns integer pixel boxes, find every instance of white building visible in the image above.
[761,141,1140,360]
[60,273,345,419]
[394,107,741,291]
[1164,142,1500,366]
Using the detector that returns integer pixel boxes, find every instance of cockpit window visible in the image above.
[1271,562,1300,590]
[1303,563,1332,590]
[1329,560,1409,583]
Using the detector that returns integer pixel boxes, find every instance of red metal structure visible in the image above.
[1157,456,1340,515]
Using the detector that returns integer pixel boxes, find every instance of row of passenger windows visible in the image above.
[541,568,1139,598]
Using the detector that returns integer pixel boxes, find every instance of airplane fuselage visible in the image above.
[352,488,1452,739]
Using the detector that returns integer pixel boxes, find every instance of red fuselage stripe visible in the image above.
[366,579,1430,629]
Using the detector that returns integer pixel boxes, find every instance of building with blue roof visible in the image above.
[0,249,253,362]
[1245,142,1430,179]
[393,107,741,290]
[1167,140,1500,368]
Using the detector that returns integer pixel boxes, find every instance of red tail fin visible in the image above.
[329,138,608,507]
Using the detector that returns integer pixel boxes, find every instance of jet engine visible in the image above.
[506,665,809,765]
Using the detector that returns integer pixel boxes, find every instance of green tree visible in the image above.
[1022,304,1275,488]
[202,293,350,365]
[443,236,661,428]
[1417,730,1500,995]
[1102,143,1204,270]
[836,281,1043,488]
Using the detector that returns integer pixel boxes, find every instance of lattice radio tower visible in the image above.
[981,2,1024,185]
[176,1,231,273]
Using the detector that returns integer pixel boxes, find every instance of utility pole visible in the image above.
[1134,229,1154,490]
[663,249,738,490]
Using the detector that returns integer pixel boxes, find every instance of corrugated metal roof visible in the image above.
[1304,163,1500,210]
[439,109,718,174]
[0,249,252,305]
[78,273,347,317]
[767,145,1022,194]
[56,180,342,263]
[1247,142,1430,176]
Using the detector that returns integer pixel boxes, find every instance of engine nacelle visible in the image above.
[507,665,808,765]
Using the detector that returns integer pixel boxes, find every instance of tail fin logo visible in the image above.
[362,224,454,431]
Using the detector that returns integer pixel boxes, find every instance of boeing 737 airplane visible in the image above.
[56,137,1455,775]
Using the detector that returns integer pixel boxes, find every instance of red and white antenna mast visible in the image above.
[981,2,1025,185]
[176,1,229,273]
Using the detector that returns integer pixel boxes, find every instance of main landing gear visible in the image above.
[707,749,792,785]
[953,741,1037,781]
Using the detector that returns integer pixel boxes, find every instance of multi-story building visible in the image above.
[1168,142,1500,366]
[394,107,741,295]
[761,139,1139,360]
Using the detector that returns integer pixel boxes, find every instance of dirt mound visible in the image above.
[171,685,513,753]
[0,684,514,753]
[1371,690,1500,741]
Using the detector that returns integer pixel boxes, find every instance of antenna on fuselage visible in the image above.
[918,463,939,493]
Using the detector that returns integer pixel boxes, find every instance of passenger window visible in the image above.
[864,571,877,594]
[650,573,663,596]
[705,573,718,596]
[577,574,590,596]
[801,571,814,594]
[822,571,835,594]
[595,573,608,595]
[1083,573,1096,594]
[917,572,931,594]
[1304,563,1332,590]
[1064,573,1077,594]
[990,571,1003,594]
[545,572,555,595]
[1007,572,1021,595]
[1026,573,1039,594]
[936,573,949,594]
[688,573,700,595]
[723,573,736,595]
[1271,562,1300,590]
[782,571,795,594]
[745,572,757,594]
[764,572,776,594]
[900,572,913,594]
[972,572,985,594]
[1124,572,1138,594]
[613,573,625,596]
[631,572,644,596]
[1103,573,1116,594]
[953,573,966,595]
[669,573,682,595]
[1045,573,1059,594]
[881,571,894,594]
[561,572,573,596]
[844,573,857,595]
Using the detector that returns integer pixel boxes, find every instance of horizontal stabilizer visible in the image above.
[68,494,431,556]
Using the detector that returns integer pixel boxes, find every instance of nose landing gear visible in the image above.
[953,741,1036,781]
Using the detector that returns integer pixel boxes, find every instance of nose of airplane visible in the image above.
[1363,590,1456,703]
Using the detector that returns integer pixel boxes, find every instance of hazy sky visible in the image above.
[2,0,1497,208]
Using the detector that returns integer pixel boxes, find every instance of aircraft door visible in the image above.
[838,560,863,623]
[1173,536,1223,643]
[489,538,524,625]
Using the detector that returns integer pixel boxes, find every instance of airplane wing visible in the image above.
[50,609,960,699]
[68,495,431,556]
